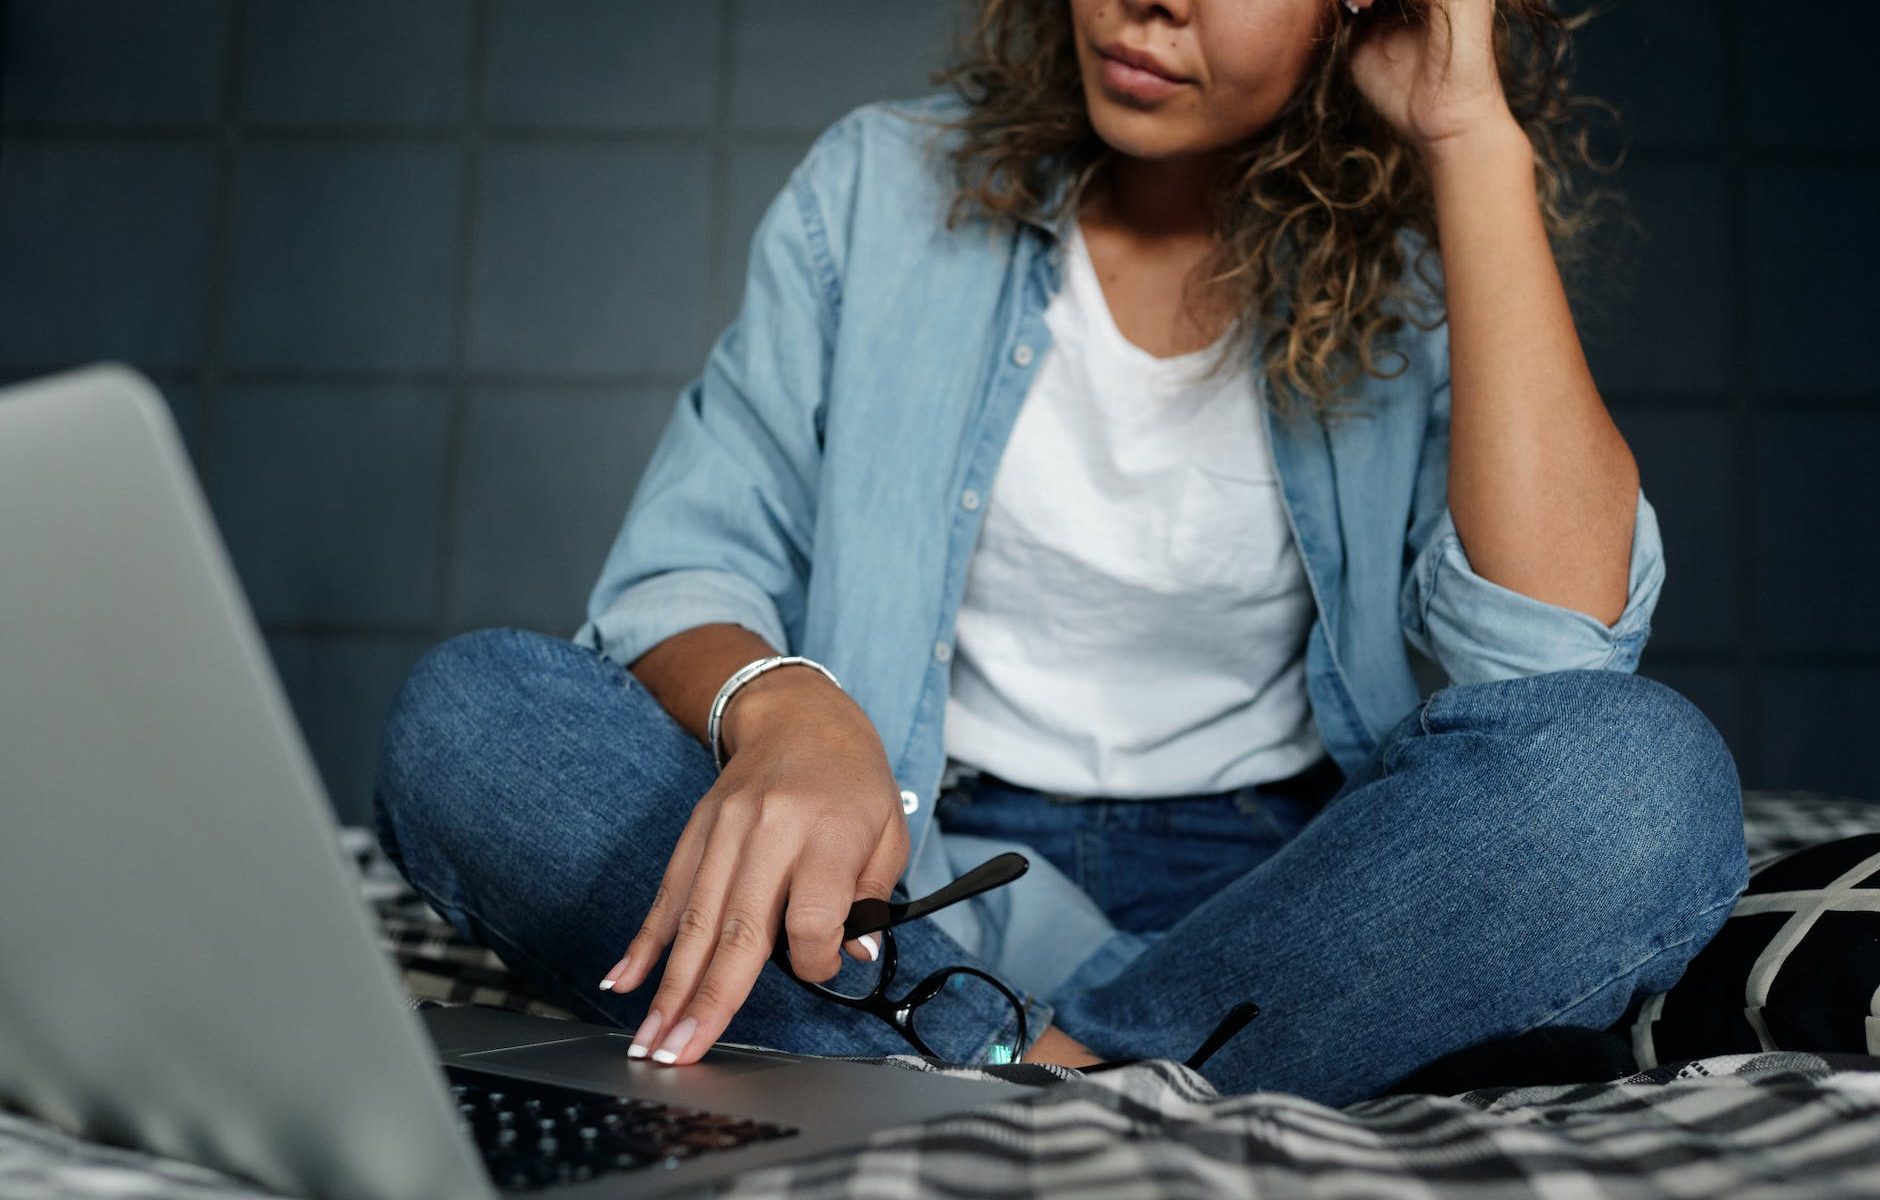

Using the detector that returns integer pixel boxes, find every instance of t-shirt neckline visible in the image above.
[1066,217,1235,371]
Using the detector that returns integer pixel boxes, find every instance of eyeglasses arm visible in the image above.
[1182,1001,1260,1070]
[1079,1000,1262,1076]
[840,851,1030,939]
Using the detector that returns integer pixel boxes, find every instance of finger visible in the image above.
[602,807,714,993]
[856,804,910,900]
[600,793,720,993]
[650,827,800,1064]
[780,817,876,982]
[841,807,909,961]
[635,794,758,1050]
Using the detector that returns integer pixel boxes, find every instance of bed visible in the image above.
[6,790,1879,1199]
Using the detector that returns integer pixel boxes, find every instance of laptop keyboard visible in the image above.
[445,1064,799,1192]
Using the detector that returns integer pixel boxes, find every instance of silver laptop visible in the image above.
[0,364,1026,1200]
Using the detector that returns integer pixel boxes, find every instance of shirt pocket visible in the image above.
[1165,461,1305,598]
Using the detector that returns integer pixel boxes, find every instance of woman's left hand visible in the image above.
[1345,0,1517,155]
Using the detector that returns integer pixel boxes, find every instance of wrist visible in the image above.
[1420,110,1529,177]
[717,661,843,763]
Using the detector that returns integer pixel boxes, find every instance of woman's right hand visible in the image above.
[597,665,910,1065]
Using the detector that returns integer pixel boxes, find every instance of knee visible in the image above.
[373,626,706,876]
[373,627,567,856]
[1488,670,1748,918]
[1611,673,1747,912]
[380,628,533,776]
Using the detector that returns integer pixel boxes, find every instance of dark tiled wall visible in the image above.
[1569,1,1880,802]
[2,1,1874,823]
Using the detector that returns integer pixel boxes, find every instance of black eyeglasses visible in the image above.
[770,851,1035,1064]
[771,851,1263,1074]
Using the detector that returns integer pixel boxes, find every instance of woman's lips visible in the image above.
[1099,52,1189,102]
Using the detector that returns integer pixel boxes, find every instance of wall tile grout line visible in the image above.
[430,0,492,643]
[1643,649,1751,668]
[709,0,736,357]
[0,122,850,148]
[254,619,444,640]
[0,365,700,390]
[1721,0,1763,786]
[0,123,830,148]
[193,0,250,500]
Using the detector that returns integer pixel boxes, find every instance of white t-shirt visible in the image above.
[942,218,1324,797]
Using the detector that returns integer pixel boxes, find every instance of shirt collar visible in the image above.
[1018,166,1077,245]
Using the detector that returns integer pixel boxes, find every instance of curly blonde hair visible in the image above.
[911,0,1619,420]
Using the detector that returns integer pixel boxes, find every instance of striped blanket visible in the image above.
[4,790,1878,1199]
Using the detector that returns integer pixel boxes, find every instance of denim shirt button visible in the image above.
[960,488,981,512]
[899,789,920,815]
[932,640,952,664]
[1011,343,1034,367]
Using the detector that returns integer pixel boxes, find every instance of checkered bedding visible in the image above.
[6,790,1880,1199]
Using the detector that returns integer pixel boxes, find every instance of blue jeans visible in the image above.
[373,627,1748,1107]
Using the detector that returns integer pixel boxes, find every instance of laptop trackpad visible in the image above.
[467,1033,790,1081]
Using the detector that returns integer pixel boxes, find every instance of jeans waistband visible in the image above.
[947,754,1345,808]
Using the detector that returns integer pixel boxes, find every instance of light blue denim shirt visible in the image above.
[572,90,1664,1010]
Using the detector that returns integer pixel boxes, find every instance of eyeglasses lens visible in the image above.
[806,942,888,1001]
[907,969,1025,1065]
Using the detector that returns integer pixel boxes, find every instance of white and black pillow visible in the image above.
[1622,833,1880,1068]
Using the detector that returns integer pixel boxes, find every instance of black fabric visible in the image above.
[1622,911,1789,1058]
[1624,833,1880,1067]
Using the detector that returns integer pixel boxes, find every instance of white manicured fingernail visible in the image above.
[627,1009,663,1059]
[599,952,632,991]
[858,934,879,961]
[651,1016,698,1064]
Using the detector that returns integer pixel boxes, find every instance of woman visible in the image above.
[375,0,1748,1107]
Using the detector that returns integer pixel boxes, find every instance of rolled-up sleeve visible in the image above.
[572,124,848,667]
[1400,373,1666,686]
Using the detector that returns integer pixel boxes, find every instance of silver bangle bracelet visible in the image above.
[707,654,843,771]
